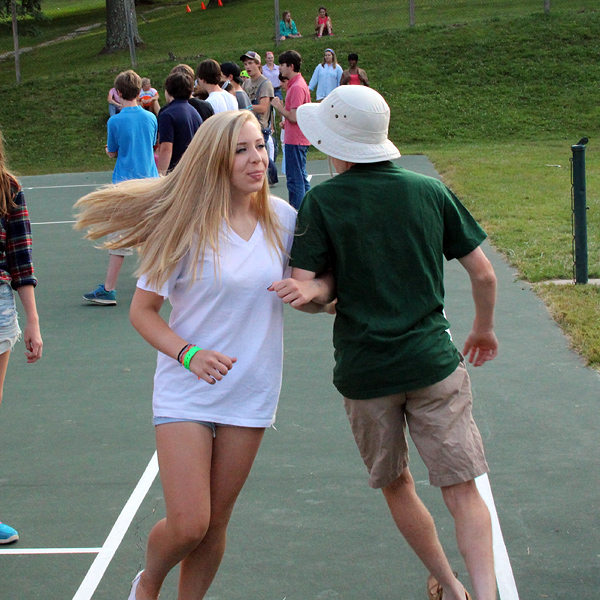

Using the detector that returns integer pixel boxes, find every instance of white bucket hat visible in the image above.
[296,86,400,163]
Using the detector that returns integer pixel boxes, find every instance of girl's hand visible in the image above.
[189,350,237,384]
[23,322,43,363]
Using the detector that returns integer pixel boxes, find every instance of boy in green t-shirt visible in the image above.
[269,86,499,600]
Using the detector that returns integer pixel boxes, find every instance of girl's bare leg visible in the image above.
[0,349,11,406]
[177,426,265,600]
[105,254,125,291]
[134,422,214,600]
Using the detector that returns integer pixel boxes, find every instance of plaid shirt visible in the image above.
[0,186,37,289]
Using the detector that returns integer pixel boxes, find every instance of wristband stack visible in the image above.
[178,343,202,370]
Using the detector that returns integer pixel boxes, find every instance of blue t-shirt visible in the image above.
[107,106,159,184]
[158,99,203,171]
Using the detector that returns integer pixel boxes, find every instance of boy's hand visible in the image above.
[271,97,284,112]
[268,278,318,308]
[462,330,498,367]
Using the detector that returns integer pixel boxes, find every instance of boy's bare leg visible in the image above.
[381,468,468,600]
[104,254,124,291]
[442,480,496,600]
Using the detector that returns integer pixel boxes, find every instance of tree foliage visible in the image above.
[0,0,42,18]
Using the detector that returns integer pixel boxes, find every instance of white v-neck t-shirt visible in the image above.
[137,197,297,427]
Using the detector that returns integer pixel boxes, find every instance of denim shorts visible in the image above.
[153,416,217,437]
[0,283,20,354]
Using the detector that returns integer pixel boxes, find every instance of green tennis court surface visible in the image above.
[0,158,597,599]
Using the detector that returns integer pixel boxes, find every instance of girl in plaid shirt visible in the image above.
[0,131,43,545]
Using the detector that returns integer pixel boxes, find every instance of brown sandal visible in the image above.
[426,574,472,600]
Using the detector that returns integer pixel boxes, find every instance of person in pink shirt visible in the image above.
[271,50,311,209]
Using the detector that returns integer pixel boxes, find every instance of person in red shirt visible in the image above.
[340,53,370,87]
[270,50,311,209]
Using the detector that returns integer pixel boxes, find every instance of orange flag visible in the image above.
[201,2,206,8]
[218,0,223,5]
[186,4,191,11]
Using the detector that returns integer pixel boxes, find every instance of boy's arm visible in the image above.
[252,95,272,116]
[156,142,173,176]
[458,245,498,366]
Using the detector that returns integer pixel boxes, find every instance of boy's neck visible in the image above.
[205,83,224,94]
[120,98,139,108]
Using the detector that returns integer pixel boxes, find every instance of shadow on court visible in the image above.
[0,158,597,600]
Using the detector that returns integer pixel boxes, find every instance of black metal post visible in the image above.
[571,138,588,284]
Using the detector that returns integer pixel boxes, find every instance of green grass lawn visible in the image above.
[1,0,599,366]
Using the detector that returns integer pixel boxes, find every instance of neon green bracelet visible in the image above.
[182,346,202,370]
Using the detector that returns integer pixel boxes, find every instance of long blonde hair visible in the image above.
[0,131,18,218]
[75,111,286,290]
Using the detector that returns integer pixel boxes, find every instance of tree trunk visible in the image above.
[102,0,143,54]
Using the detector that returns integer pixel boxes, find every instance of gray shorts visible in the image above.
[343,360,489,489]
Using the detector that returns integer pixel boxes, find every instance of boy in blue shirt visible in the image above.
[83,70,158,305]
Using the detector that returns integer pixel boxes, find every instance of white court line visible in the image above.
[72,452,159,600]
[475,474,520,600]
[0,547,101,555]
[31,220,76,225]
[23,184,104,191]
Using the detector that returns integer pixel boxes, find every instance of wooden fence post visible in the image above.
[545,0,550,14]
[409,0,415,27]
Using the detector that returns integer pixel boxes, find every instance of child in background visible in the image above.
[0,130,44,544]
[280,11,302,40]
[107,86,121,117]
[139,78,160,116]
[83,70,158,306]
[340,53,369,86]
[314,6,333,37]
[278,73,289,175]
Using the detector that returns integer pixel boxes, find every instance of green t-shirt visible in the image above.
[289,161,487,400]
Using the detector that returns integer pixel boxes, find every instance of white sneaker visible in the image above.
[128,571,143,600]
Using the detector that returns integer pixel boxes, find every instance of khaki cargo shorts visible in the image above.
[343,360,489,489]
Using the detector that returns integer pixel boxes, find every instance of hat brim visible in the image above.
[297,102,401,164]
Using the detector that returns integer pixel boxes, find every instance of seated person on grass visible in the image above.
[280,11,302,40]
[315,6,333,37]
[139,78,160,116]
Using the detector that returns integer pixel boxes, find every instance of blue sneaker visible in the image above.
[83,284,117,306]
[0,522,19,544]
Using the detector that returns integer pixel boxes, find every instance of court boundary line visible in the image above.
[32,220,76,225]
[71,452,159,600]
[476,474,520,600]
[0,547,101,555]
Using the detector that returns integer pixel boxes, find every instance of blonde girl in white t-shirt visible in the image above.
[75,110,298,600]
